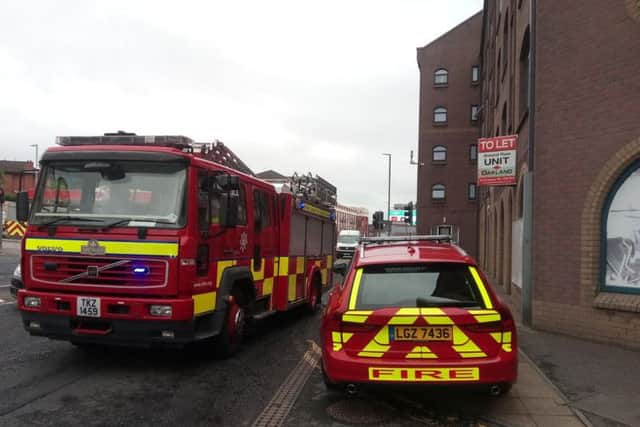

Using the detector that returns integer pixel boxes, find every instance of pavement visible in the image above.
[494,285,640,427]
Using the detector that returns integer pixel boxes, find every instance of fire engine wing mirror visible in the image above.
[216,174,240,192]
[220,193,239,227]
[16,191,30,222]
[333,262,348,276]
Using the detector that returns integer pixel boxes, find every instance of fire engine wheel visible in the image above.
[306,277,322,314]
[215,296,246,358]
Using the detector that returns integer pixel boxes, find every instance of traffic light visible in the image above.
[372,211,384,230]
[404,202,413,224]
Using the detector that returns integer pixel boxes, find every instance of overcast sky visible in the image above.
[0,0,482,216]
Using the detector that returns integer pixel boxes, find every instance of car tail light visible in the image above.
[496,303,515,332]
[462,304,515,334]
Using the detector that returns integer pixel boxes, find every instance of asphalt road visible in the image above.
[0,255,502,427]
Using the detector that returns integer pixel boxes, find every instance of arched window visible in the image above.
[602,160,640,293]
[433,107,448,123]
[434,68,448,85]
[432,184,446,200]
[432,145,447,161]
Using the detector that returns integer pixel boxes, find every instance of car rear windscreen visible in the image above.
[354,263,484,310]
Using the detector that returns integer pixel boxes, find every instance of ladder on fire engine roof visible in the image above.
[193,140,255,176]
[358,235,454,258]
[262,171,337,210]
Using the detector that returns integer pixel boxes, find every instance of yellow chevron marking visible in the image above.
[389,316,418,325]
[473,314,501,323]
[358,351,385,358]
[342,314,369,323]
[192,291,216,315]
[424,316,455,325]
[452,326,487,357]
[490,332,502,343]
[348,269,363,309]
[396,308,421,315]
[358,328,390,358]
[405,346,439,359]
[469,266,494,309]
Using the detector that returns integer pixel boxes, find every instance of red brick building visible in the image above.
[416,12,482,257]
[476,0,640,349]
[0,160,37,195]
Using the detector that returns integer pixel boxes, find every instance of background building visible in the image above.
[476,0,640,349]
[0,160,36,195]
[416,12,482,257]
[335,204,368,236]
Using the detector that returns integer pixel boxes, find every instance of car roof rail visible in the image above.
[359,234,452,245]
[358,234,453,258]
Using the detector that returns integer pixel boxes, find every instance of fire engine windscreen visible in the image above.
[30,161,187,227]
[353,263,483,310]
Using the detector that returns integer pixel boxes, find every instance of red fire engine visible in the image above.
[16,132,336,356]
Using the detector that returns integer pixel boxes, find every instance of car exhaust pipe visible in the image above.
[345,383,358,396]
[489,384,502,396]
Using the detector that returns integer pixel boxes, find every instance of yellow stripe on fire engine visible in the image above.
[296,257,305,275]
[278,257,289,277]
[348,269,364,309]
[288,275,297,301]
[193,291,217,315]
[24,238,179,257]
[251,258,265,281]
[262,277,274,296]
[469,266,494,309]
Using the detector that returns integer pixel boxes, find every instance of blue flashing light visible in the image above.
[298,201,305,210]
[133,266,150,276]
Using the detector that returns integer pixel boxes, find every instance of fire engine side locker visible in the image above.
[270,193,334,312]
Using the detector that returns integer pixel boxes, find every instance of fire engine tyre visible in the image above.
[306,275,322,314]
[214,296,246,358]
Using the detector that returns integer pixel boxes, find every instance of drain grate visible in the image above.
[251,342,321,427]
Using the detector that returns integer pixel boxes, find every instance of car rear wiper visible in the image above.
[38,216,103,230]
[416,297,481,308]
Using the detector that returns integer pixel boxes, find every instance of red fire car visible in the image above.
[321,235,517,396]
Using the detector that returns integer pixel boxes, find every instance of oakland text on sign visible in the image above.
[477,135,518,186]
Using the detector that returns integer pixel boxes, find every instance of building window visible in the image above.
[602,161,640,294]
[432,184,446,200]
[519,27,530,119]
[434,68,448,86]
[472,65,480,84]
[432,145,447,162]
[471,105,480,122]
[433,107,448,124]
[470,144,478,161]
[468,183,477,200]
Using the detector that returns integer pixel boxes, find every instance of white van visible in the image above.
[336,230,361,259]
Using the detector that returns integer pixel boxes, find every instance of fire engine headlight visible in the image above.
[24,296,41,308]
[150,305,172,317]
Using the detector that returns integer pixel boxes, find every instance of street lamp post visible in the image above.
[30,144,39,169]
[382,153,391,222]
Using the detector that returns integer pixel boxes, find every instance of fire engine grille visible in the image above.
[31,255,168,288]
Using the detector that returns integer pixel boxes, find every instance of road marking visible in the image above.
[0,299,15,306]
[251,340,321,427]
[0,284,12,288]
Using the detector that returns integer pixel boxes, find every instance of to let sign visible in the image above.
[477,135,517,186]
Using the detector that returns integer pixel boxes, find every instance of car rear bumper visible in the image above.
[336,249,356,258]
[323,348,517,386]
[18,289,225,347]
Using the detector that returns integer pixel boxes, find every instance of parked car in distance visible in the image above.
[336,230,361,259]
[322,235,517,396]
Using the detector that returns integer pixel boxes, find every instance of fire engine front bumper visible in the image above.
[18,290,225,347]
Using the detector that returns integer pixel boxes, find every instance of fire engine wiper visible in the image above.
[416,297,480,308]
[38,216,103,230]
